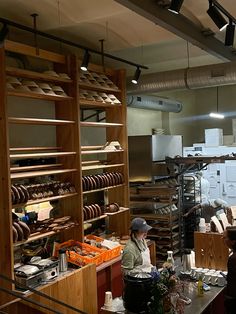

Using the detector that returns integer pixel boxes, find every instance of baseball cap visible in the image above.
[130,217,152,233]
[212,198,228,208]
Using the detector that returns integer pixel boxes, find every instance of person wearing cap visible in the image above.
[121,217,153,275]
[183,198,229,223]
[222,226,236,313]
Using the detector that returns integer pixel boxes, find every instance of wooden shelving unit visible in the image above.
[0,40,129,312]
[0,40,84,308]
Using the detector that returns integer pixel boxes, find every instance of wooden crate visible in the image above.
[194,232,229,270]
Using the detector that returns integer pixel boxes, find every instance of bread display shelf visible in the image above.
[80,121,123,128]
[79,82,120,93]
[13,224,78,247]
[8,117,75,125]
[11,168,77,179]
[6,66,73,83]
[10,163,62,173]
[105,207,129,216]
[130,213,179,221]
[10,147,61,152]
[81,149,124,155]
[82,163,124,171]
[84,214,107,224]
[80,99,122,109]
[83,183,125,194]
[11,192,78,208]
[7,90,73,101]
[10,151,77,159]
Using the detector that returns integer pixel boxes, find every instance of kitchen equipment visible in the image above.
[28,257,59,281]
[123,272,153,313]
[14,264,44,289]
[58,248,68,272]
[182,248,192,273]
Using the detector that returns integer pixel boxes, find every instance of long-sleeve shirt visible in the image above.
[227,251,236,298]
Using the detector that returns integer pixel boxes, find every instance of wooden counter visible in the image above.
[184,282,225,314]
[3,264,98,314]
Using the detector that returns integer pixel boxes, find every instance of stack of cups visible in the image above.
[104,291,113,310]
[199,218,206,233]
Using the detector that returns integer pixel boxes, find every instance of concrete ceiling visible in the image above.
[0,0,236,75]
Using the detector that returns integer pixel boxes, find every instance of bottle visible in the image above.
[167,250,175,271]
[197,275,204,297]
[199,218,206,233]
[58,248,68,272]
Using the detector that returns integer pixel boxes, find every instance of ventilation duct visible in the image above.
[127,61,236,94]
[127,95,182,113]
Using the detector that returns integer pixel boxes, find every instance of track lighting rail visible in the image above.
[0,16,148,70]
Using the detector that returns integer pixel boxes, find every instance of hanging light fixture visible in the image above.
[225,19,235,46]
[168,0,184,14]
[207,1,228,31]
[131,67,141,84]
[80,50,90,71]
[209,86,225,119]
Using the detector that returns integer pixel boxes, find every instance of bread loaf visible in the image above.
[17,221,31,240]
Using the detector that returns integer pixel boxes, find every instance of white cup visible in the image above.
[104,291,113,309]
[217,275,226,287]
[204,272,212,284]
[211,274,218,286]
[191,267,197,278]
[195,268,203,280]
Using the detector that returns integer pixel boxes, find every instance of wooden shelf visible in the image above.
[82,163,124,171]
[105,207,129,216]
[79,82,120,93]
[80,99,121,109]
[11,168,77,179]
[130,212,179,221]
[10,151,77,159]
[8,117,75,125]
[6,66,73,83]
[83,184,125,194]
[81,149,124,155]
[11,193,78,208]
[7,90,73,101]
[13,223,78,247]
[80,121,123,127]
[10,147,61,152]
[10,163,62,172]
[84,214,107,224]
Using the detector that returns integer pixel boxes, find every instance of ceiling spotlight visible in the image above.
[0,23,9,44]
[131,67,141,84]
[225,19,235,46]
[168,0,184,14]
[80,50,90,71]
[207,1,228,31]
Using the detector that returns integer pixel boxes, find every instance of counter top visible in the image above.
[184,282,224,314]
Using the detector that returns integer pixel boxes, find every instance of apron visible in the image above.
[139,247,152,273]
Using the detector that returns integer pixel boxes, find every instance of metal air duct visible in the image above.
[127,95,182,113]
[127,61,236,94]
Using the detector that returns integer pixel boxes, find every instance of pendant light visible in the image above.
[209,86,225,119]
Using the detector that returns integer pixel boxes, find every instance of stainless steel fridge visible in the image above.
[128,135,183,182]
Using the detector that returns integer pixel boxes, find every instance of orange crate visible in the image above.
[85,234,122,262]
[55,240,104,266]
